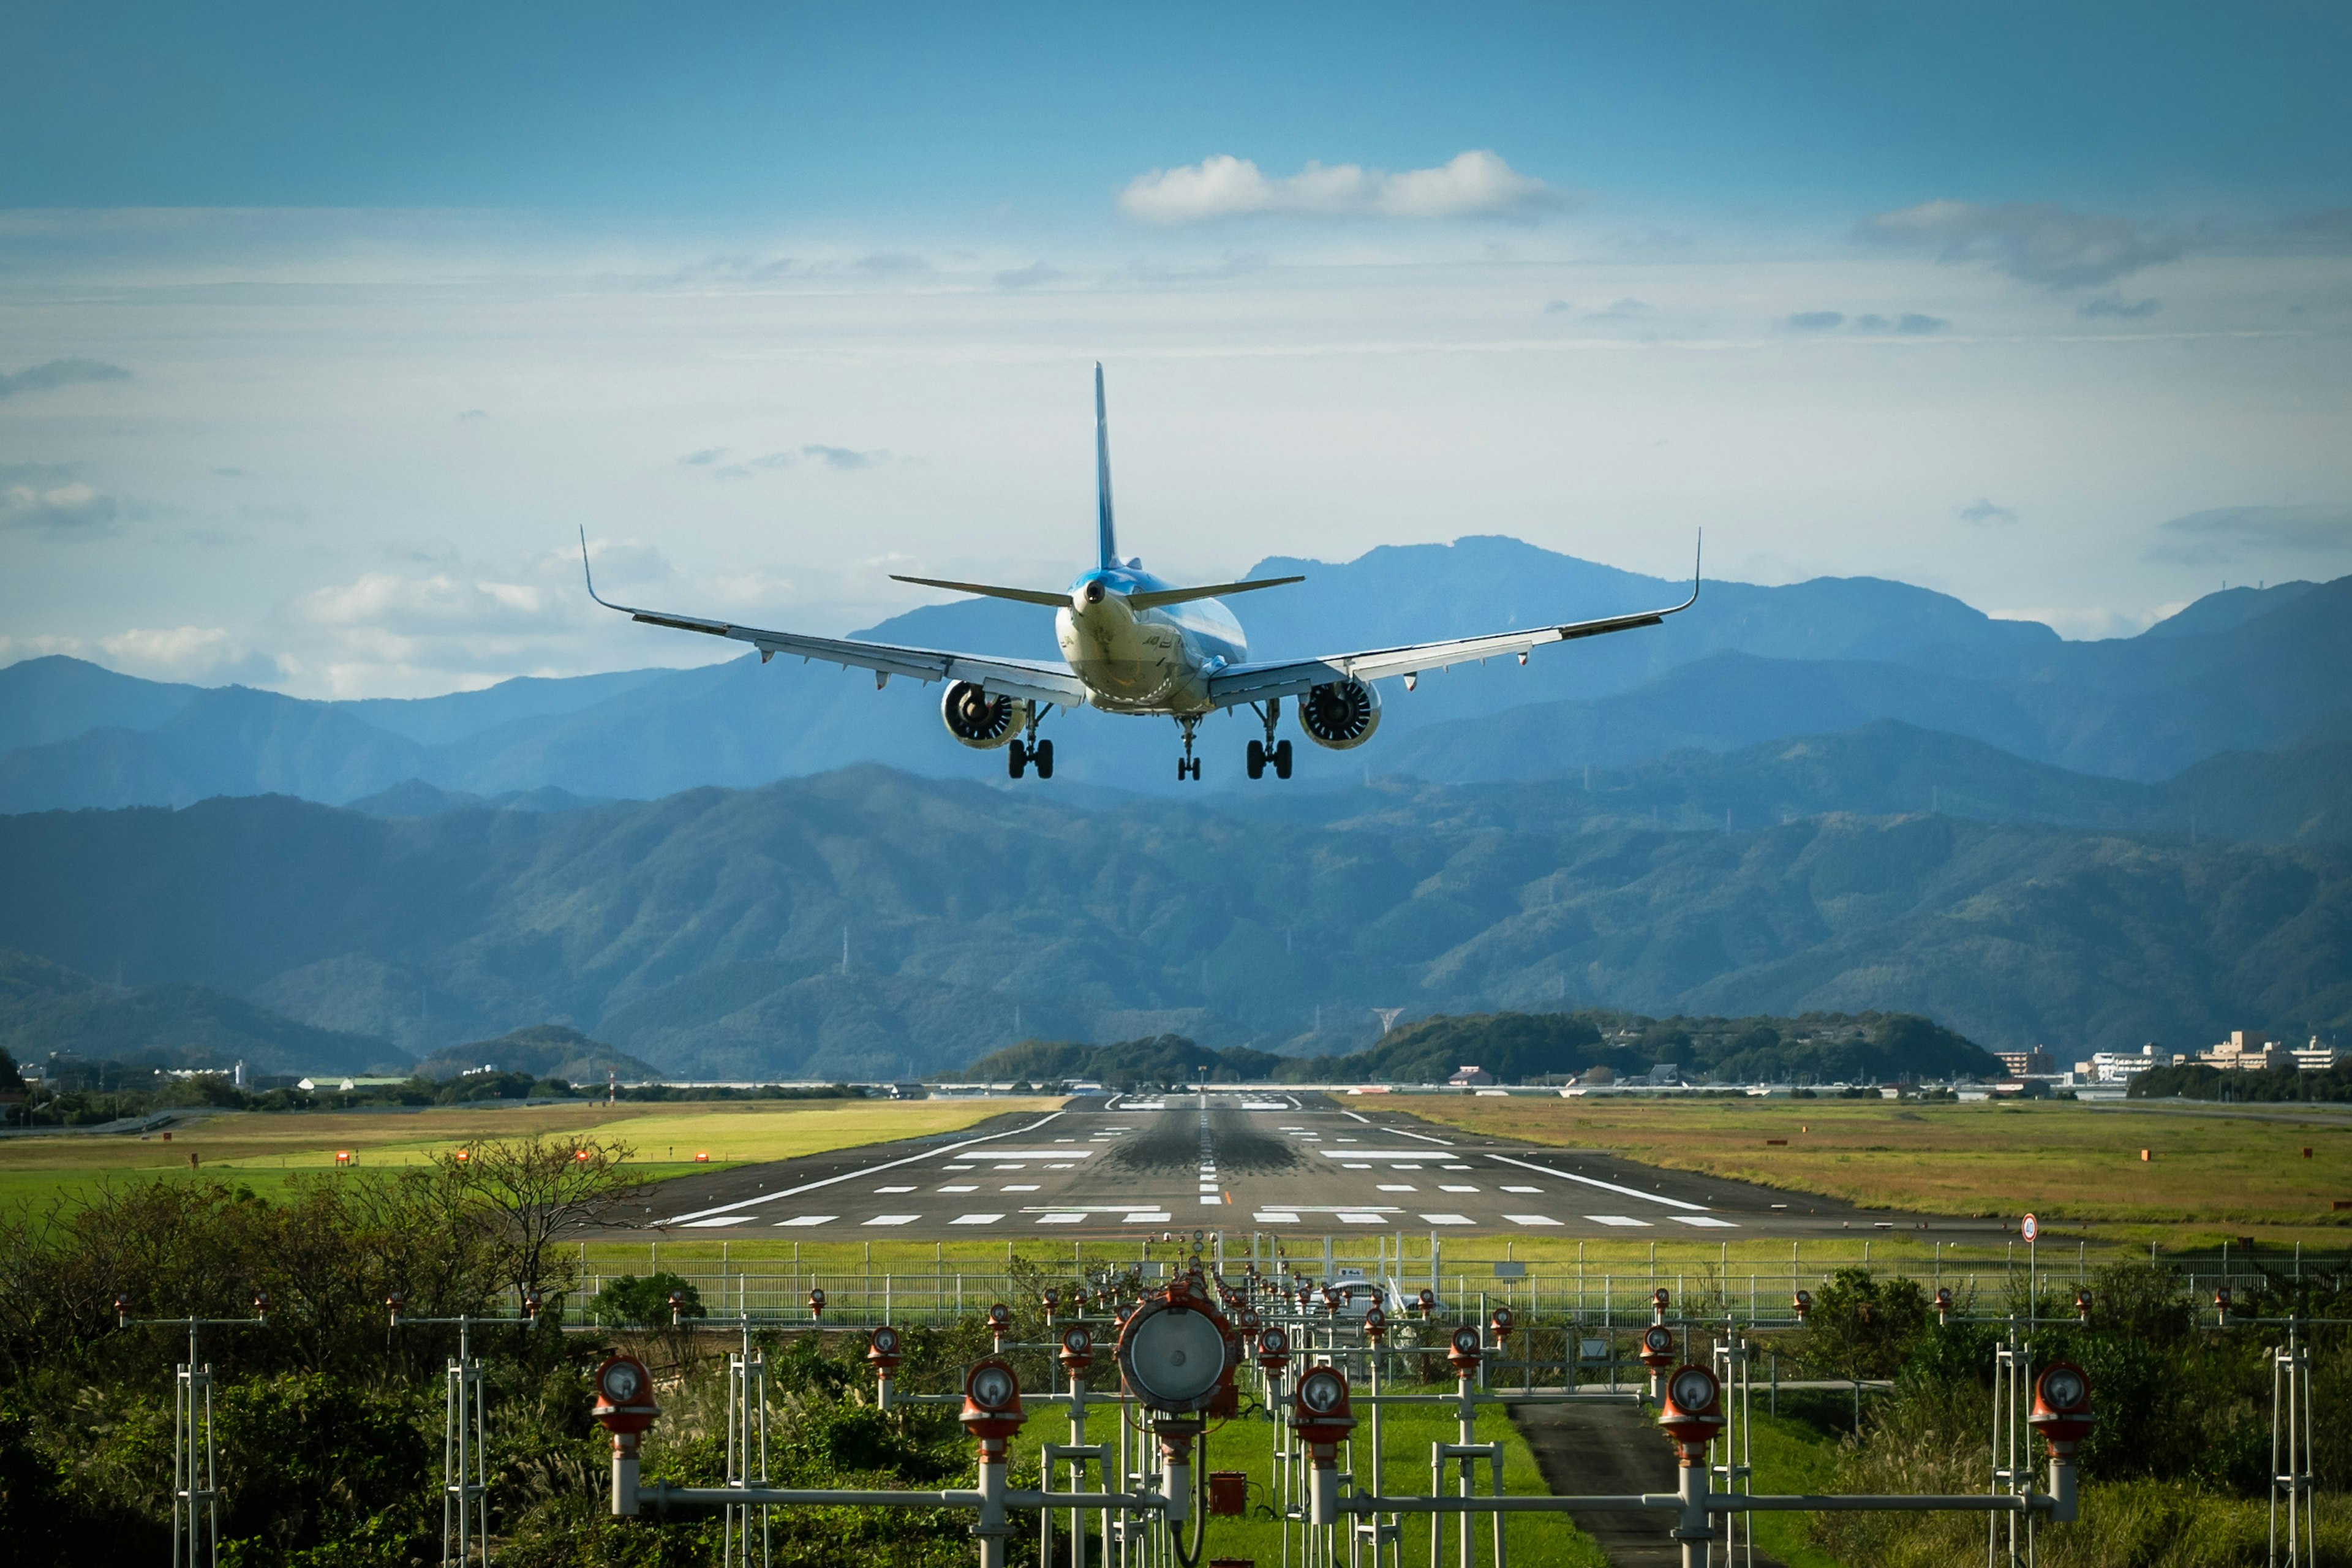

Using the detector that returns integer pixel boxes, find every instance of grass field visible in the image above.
[1401,1094,2352,1245]
[0,1097,1065,1210]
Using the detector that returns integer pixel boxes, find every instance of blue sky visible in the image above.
[2,2,2348,695]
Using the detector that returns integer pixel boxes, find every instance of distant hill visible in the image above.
[0,768,2343,1078]
[971,1010,2003,1086]
[0,949,404,1075]
[413,1024,659,1084]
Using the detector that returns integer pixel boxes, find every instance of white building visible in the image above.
[2085,1045,2177,1084]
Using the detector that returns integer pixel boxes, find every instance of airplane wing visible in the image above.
[1207,536,1702,707]
[581,535,1087,709]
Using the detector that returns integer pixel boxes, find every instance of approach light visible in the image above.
[1058,1324,1095,1373]
[1115,1290,1234,1414]
[1658,1363,1724,1455]
[1792,1289,1812,1322]
[1490,1305,1515,1341]
[386,1290,405,1327]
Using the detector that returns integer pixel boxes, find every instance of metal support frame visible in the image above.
[725,1317,772,1568]
[1990,1324,2037,1568]
[443,1321,490,1568]
[1711,1331,1755,1568]
[2272,1321,2317,1568]
[116,1310,267,1568]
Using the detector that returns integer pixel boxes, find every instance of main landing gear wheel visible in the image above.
[1008,737,1054,780]
[1273,738,1292,779]
[1246,740,1265,780]
[1246,701,1294,780]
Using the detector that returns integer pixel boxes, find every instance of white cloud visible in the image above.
[1957,498,2018,526]
[295,570,552,634]
[1118,150,1565,225]
[0,470,120,534]
[1859,199,2178,289]
[0,357,129,400]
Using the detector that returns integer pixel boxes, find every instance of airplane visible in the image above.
[583,365,1700,783]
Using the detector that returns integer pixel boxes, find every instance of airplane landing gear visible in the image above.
[1246,701,1292,780]
[1009,709,1055,780]
[1177,717,1202,782]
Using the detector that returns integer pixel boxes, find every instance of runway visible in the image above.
[601,1093,2000,1243]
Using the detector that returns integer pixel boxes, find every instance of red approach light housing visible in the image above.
[522,1289,543,1321]
[1292,1365,1355,1455]
[1651,1287,1670,1321]
[1058,1324,1095,1375]
[961,1357,1026,1446]
[1041,1289,1060,1320]
[1416,1287,1437,1319]
[1792,1289,1812,1322]
[251,1289,270,1324]
[1255,1324,1292,1375]
[1237,1305,1260,1334]
[1447,1324,1483,1378]
[987,1301,1012,1335]
[1363,1304,1387,1342]
[2029,1362,2094,1456]
[2074,1288,2093,1324]
[1657,1363,1725,1457]
[867,1324,904,1376]
[1934,1287,1953,1324]
[1641,1324,1677,1373]
[1116,1282,1237,1415]
[807,1287,826,1321]
[592,1355,659,1436]
[667,1289,687,1327]
[386,1290,405,1327]
[114,1293,132,1329]
[1490,1305,1515,1342]
[2214,1286,2231,1324]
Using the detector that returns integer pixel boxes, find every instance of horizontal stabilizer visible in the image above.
[1126,576,1304,611]
[889,575,1071,608]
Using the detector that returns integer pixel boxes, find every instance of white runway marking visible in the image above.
[1421,1213,1474,1226]
[1378,1184,1417,1192]
[1123,1211,1173,1223]
[865,1214,919,1226]
[1673,1216,1740,1228]
[1254,1212,1300,1223]
[1440,1185,1480,1193]
[1505,1213,1562,1227]
[1485,1154,1708,1212]
[659,1109,1068,1226]
[1586,1215,1651,1227]
[1337,1212,1387,1224]
[949,1213,1004,1226]
[1036,1213,1086,1224]
[776,1215,835,1227]
[876,1185,915,1194]
[940,1184,978,1193]
[1502,1185,1544,1194]
[1004,1185,1040,1192]
[682,1217,750,1227]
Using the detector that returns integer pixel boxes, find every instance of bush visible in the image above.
[587,1273,706,1328]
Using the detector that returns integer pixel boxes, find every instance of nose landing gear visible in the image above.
[1245,700,1292,780]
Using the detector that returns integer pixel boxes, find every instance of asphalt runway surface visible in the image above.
[594,1093,2006,1243]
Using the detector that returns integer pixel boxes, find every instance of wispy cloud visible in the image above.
[2147,503,2352,564]
[1785,311,1844,331]
[2076,293,2162,320]
[1118,150,1566,225]
[1958,498,2019,526]
[679,447,729,466]
[0,357,130,400]
[1859,200,2177,288]
[995,260,1063,289]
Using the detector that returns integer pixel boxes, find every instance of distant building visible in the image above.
[2294,1038,2337,1072]
[1996,1046,2057,1077]
[2086,1044,2176,1084]
[1448,1065,1495,1087]
[1645,1063,1681,1086]
[2201,1030,2286,1071]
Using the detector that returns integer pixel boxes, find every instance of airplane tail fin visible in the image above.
[1095,362,1117,571]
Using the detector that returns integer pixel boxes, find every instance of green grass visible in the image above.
[0,1097,1065,1212]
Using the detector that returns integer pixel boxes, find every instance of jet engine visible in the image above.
[1297,678,1381,750]
[940,681,1031,749]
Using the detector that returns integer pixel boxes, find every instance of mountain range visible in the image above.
[0,763,2343,1080]
[6,540,2343,810]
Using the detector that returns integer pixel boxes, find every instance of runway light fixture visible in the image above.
[1058,1323,1095,1374]
[1934,1287,1953,1325]
[1490,1305,1515,1342]
[1115,1286,1235,1415]
[2075,1288,2093,1325]
[1447,1324,1483,1378]
[386,1290,405,1327]
[1792,1289,1812,1323]
[807,1287,826,1321]
[1658,1363,1724,1458]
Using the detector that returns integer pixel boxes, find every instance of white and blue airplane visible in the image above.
[585,366,1699,782]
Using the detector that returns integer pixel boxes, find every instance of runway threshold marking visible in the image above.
[658,1109,1068,1226]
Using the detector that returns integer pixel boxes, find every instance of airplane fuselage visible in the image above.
[1055,567,1246,715]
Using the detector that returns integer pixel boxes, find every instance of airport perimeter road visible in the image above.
[602,1093,1996,1243]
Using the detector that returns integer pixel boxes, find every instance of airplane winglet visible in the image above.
[579,527,624,611]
